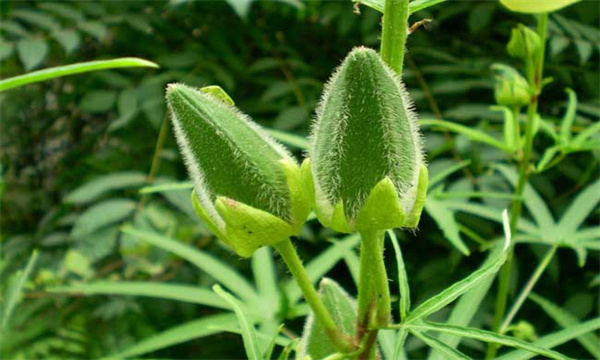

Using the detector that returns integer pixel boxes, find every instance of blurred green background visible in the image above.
[1,1,598,359]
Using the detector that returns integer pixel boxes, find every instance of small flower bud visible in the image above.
[309,47,427,233]
[500,0,580,14]
[491,64,531,107]
[167,84,310,257]
[507,24,541,62]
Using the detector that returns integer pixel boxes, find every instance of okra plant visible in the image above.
[158,1,590,359]
[9,0,594,359]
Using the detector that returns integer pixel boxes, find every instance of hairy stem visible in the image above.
[357,230,390,359]
[487,13,549,359]
[380,0,410,75]
[273,239,353,352]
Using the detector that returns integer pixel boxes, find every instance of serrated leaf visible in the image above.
[407,231,509,323]
[530,293,600,358]
[70,199,136,240]
[13,10,59,31]
[411,330,470,360]
[410,322,570,360]
[298,278,356,360]
[17,38,48,71]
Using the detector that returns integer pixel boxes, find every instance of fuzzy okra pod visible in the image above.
[309,47,427,233]
[166,84,311,257]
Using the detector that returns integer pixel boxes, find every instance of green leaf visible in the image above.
[77,20,107,41]
[109,313,238,358]
[265,129,309,150]
[555,179,600,241]
[428,259,495,360]
[388,230,410,321]
[76,225,118,262]
[425,194,470,255]
[495,165,555,232]
[560,89,577,144]
[428,160,471,189]
[407,215,510,323]
[121,226,259,304]
[12,10,59,31]
[529,293,600,358]
[51,29,81,55]
[251,247,279,312]
[0,39,13,61]
[411,330,470,360]
[284,234,360,304]
[496,318,600,360]
[16,38,48,71]
[571,121,600,147]
[225,0,253,17]
[297,278,356,360]
[2,250,39,330]
[70,199,136,240]
[0,58,158,92]
[442,201,538,235]
[37,3,85,22]
[49,281,228,310]
[214,285,262,360]
[79,90,118,113]
[65,172,147,204]
[139,181,193,194]
[410,322,570,360]
[421,119,511,153]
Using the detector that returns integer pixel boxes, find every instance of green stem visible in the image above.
[500,245,557,334]
[487,13,548,360]
[380,0,410,75]
[273,239,353,352]
[357,230,390,359]
[512,106,522,154]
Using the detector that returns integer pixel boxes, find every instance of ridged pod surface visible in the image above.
[167,84,310,257]
[309,47,427,232]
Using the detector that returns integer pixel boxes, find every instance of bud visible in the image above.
[167,84,310,257]
[500,0,580,14]
[491,64,531,107]
[308,47,427,233]
[507,24,541,62]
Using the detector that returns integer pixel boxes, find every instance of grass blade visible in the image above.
[0,57,158,92]
[139,181,193,194]
[121,225,258,303]
[48,282,228,310]
[529,293,600,358]
[411,330,470,360]
[410,322,571,360]
[214,285,262,360]
[2,250,39,330]
[496,318,600,360]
